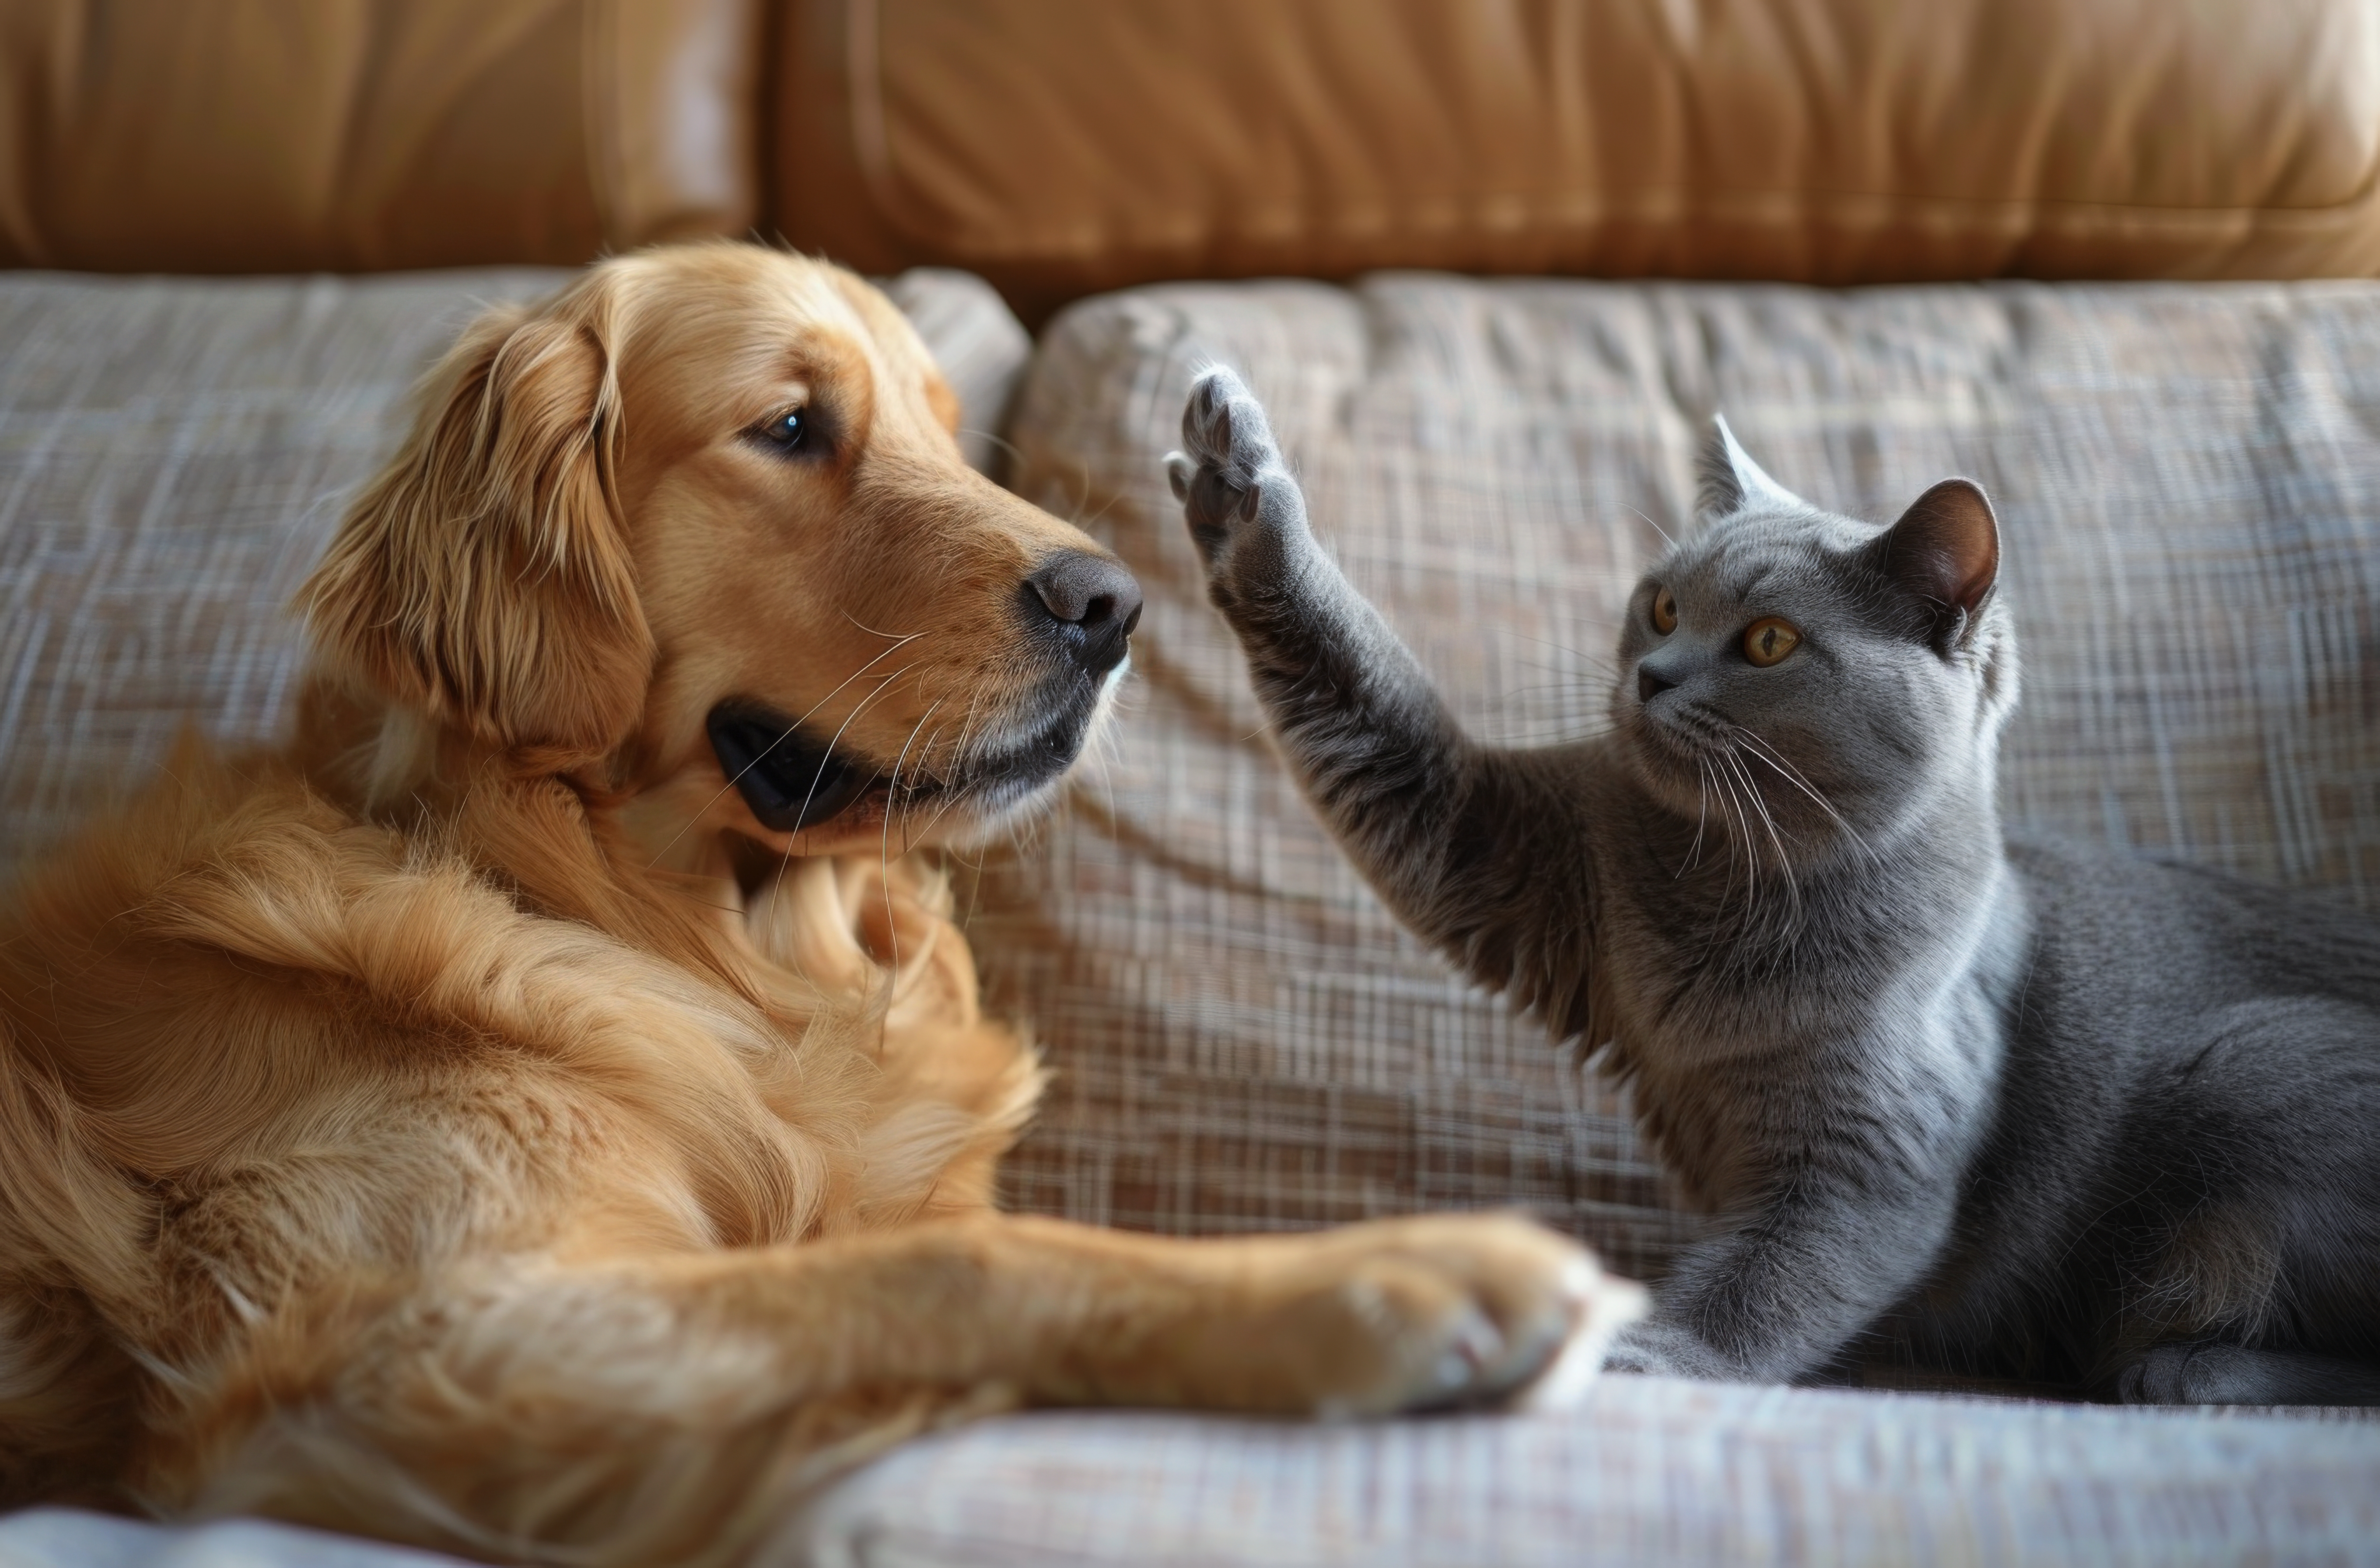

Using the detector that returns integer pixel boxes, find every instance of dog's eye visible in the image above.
[761,409,806,449]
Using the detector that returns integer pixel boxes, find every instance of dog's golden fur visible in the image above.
[0,244,1613,1564]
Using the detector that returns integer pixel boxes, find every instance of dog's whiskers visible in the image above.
[900,692,993,849]
[842,611,922,643]
[767,662,921,893]
[643,632,928,869]
[957,427,1026,470]
[878,695,948,973]
[895,717,956,850]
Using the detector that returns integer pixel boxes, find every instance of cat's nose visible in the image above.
[1638,666,1677,703]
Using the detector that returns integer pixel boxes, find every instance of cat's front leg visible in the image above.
[1600,1317,1737,1379]
[1166,369,1591,1014]
[1165,365,1468,829]
[1602,1142,1966,1383]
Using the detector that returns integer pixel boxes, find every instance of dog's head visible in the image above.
[304,244,1138,859]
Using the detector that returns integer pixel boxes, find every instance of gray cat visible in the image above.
[1166,366,2380,1404]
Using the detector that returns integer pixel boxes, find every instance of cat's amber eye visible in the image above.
[1742,616,1802,667]
[1650,585,1678,635]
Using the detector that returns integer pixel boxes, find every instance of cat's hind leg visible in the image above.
[2113,1343,2380,1406]
[2110,998,2380,1405]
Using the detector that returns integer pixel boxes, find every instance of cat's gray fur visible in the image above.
[1166,366,2380,1402]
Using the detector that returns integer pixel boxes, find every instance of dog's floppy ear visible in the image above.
[303,288,654,760]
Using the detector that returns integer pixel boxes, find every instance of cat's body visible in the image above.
[1167,368,2380,1402]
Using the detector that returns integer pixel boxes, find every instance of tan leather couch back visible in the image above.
[775,0,2380,316]
[4,0,2376,298]
[0,0,757,272]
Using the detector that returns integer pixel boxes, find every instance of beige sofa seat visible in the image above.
[981,273,2380,1286]
[789,1381,2380,1566]
[2,266,2377,1564]
[10,1377,2378,1566]
[0,270,558,862]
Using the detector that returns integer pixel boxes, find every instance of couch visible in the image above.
[4,2,2378,1564]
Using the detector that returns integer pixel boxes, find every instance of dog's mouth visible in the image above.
[707,704,876,833]
[706,691,1102,838]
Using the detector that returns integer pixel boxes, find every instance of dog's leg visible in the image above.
[179,1211,1634,1566]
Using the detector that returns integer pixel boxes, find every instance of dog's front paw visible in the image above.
[1164,366,1311,590]
[1244,1214,1645,1418]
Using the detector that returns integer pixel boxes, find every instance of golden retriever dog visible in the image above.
[0,243,1629,1565]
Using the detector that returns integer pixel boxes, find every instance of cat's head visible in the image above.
[1613,418,2019,852]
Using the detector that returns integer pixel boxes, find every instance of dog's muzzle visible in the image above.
[707,702,875,833]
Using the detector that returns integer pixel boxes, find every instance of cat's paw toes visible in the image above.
[2114,1342,2294,1405]
[1180,361,1276,467]
[1275,1214,1638,1418]
[1165,366,1307,571]
[1601,1318,1727,1380]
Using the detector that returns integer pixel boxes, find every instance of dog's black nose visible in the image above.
[1638,666,1677,703]
[1025,551,1144,675]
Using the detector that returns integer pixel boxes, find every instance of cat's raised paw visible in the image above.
[1165,366,1311,580]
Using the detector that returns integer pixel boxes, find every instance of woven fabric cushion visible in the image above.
[0,1508,470,1568]
[0,270,555,866]
[983,276,2380,1281]
[0,264,1028,882]
[6,269,2378,1290]
[787,1377,2380,1566]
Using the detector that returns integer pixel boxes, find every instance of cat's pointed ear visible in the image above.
[1875,477,2000,642]
[1697,415,1804,519]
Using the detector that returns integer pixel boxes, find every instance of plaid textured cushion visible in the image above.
[788,1376,2380,1567]
[6,268,2378,1289]
[5,266,2379,1564]
[983,276,2380,1281]
[0,271,567,867]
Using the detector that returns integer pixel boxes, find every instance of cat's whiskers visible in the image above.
[1733,761,1778,939]
[1656,707,1799,940]
[1668,750,1742,978]
[1707,744,1758,928]
[1732,743,1808,942]
[1679,757,1713,878]
[1729,724,1880,868]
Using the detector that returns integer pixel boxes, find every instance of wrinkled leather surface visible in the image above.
[774,0,2380,312]
[0,0,757,271]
